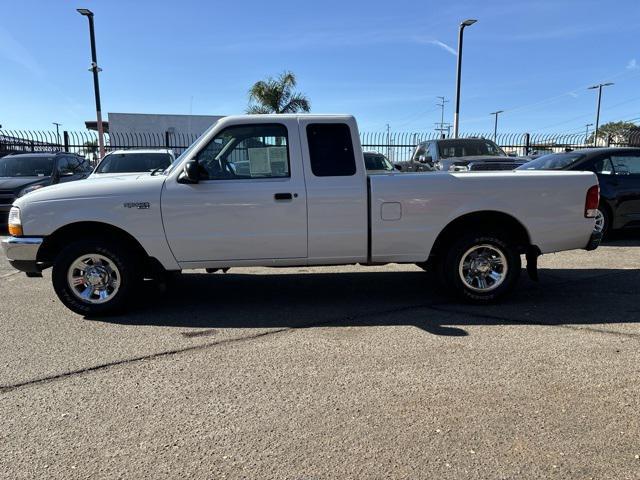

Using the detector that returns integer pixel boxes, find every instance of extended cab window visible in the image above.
[307,123,356,177]
[196,124,290,180]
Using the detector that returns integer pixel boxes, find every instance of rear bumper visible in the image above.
[584,230,602,251]
[1,236,44,273]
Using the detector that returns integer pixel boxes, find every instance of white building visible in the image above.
[86,112,225,151]
[107,112,224,138]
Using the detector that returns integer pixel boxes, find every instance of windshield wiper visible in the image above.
[150,168,164,176]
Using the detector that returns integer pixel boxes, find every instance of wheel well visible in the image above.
[429,211,532,259]
[37,221,162,275]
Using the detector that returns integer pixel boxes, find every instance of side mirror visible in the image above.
[394,164,403,171]
[178,160,200,184]
[417,155,433,164]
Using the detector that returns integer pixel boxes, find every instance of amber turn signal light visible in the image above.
[7,207,23,236]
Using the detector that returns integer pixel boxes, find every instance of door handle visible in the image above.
[274,192,293,200]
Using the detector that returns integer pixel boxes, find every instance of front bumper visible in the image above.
[1,236,44,273]
[585,230,602,251]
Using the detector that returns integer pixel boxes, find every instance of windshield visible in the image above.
[517,152,585,170]
[438,140,506,159]
[0,155,54,177]
[364,153,393,171]
[96,152,172,173]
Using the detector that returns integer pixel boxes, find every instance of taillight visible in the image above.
[585,184,599,218]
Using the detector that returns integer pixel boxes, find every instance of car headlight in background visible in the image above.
[449,165,469,172]
[8,207,22,237]
[17,184,44,198]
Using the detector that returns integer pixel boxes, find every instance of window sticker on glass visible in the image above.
[268,146,288,175]
[248,148,271,176]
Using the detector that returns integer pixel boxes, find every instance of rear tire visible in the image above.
[52,239,140,316]
[438,233,521,303]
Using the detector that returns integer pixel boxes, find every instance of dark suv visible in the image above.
[0,152,92,226]
[517,148,640,236]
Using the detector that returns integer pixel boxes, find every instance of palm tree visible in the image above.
[247,71,311,114]
[83,140,98,164]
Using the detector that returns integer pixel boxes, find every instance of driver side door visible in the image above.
[161,120,308,264]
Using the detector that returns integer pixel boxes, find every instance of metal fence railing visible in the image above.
[1,128,639,164]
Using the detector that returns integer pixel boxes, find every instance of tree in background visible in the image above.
[247,71,311,114]
[588,121,638,145]
[83,140,98,164]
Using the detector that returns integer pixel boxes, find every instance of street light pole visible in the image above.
[588,82,614,146]
[77,8,106,159]
[584,123,593,145]
[490,110,503,141]
[453,18,477,138]
[53,122,62,147]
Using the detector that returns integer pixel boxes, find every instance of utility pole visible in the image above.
[53,122,62,147]
[453,19,477,138]
[77,8,106,159]
[435,96,450,138]
[588,82,614,146]
[584,123,593,145]
[490,111,503,141]
[386,123,391,160]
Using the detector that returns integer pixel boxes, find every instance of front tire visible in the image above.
[439,233,521,303]
[52,239,140,316]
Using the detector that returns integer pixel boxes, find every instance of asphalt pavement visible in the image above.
[1,234,639,479]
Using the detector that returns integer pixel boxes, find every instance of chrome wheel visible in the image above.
[458,244,508,293]
[67,254,121,304]
[593,209,606,233]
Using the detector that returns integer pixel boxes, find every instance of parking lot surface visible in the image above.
[1,234,640,479]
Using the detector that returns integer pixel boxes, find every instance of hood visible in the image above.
[0,176,51,192]
[13,173,166,208]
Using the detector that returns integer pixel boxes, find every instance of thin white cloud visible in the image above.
[627,59,638,70]
[0,27,43,77]
[427,39,457,56]
[412,37,457,56]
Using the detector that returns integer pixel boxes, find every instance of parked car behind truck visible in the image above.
[402,138,527,172]
[0,152,91,226]
[90,149,175,178]
[363,151,397,173]
[2,115,601,315]
[517,147,640,236]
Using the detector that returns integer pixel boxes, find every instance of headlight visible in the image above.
[449,165,469,172]
[18,184,44,198]
[8,207,22,237]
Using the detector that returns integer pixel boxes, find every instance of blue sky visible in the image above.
[1,0,639,134]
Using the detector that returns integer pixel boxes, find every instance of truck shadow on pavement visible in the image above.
[97,266,640,337]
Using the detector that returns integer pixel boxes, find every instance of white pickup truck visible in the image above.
[2,115,601,315]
